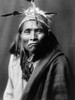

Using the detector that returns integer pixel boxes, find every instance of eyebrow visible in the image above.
[24,27,43,31]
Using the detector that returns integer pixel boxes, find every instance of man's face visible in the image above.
[21,20,47,54]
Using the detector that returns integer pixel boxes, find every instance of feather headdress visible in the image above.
[1,0,57,29]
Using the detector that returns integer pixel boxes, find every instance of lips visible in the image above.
[28,43,37,47]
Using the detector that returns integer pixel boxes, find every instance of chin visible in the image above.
[28,47,38,54]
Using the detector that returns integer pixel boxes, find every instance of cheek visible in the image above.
[21,34,29,46]
[38,34,45,41]
[21,32,30,40]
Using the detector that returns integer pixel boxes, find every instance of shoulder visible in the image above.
[54,52,70,67]
[8,54,21,79]
[49,49,71,72]
[50,48,70,66]
[8,54,20,69]
[50,50,71,75]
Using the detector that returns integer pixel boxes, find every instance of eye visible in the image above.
[24,29,31,34]
[36,29,44,33]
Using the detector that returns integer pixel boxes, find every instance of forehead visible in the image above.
[23,20,43,30]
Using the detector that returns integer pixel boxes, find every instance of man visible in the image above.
[3,0,73,100]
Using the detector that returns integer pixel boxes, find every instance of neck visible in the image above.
[29,46,51,62]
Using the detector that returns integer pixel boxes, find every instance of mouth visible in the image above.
[28,43,37,47]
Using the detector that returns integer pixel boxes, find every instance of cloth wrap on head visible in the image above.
[18,6,53,32]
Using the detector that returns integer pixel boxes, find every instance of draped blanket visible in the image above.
[21,49,73,100]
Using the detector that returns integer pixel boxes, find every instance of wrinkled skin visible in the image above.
[21,20,48,54]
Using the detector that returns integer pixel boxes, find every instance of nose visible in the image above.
[30,30,37,40]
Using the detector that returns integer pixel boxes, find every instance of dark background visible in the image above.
[0,0,75,99]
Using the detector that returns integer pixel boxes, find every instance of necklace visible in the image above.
[22,55,34,81]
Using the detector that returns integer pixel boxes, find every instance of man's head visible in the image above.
[18,6,57,54]
[19,20,49,54]
[10,1,58,56]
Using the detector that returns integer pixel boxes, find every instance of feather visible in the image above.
[1,13,13,17]
[26,0,34,2]
[45,12,57,18]
[45,12,57,15]
[1,11,22,17]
